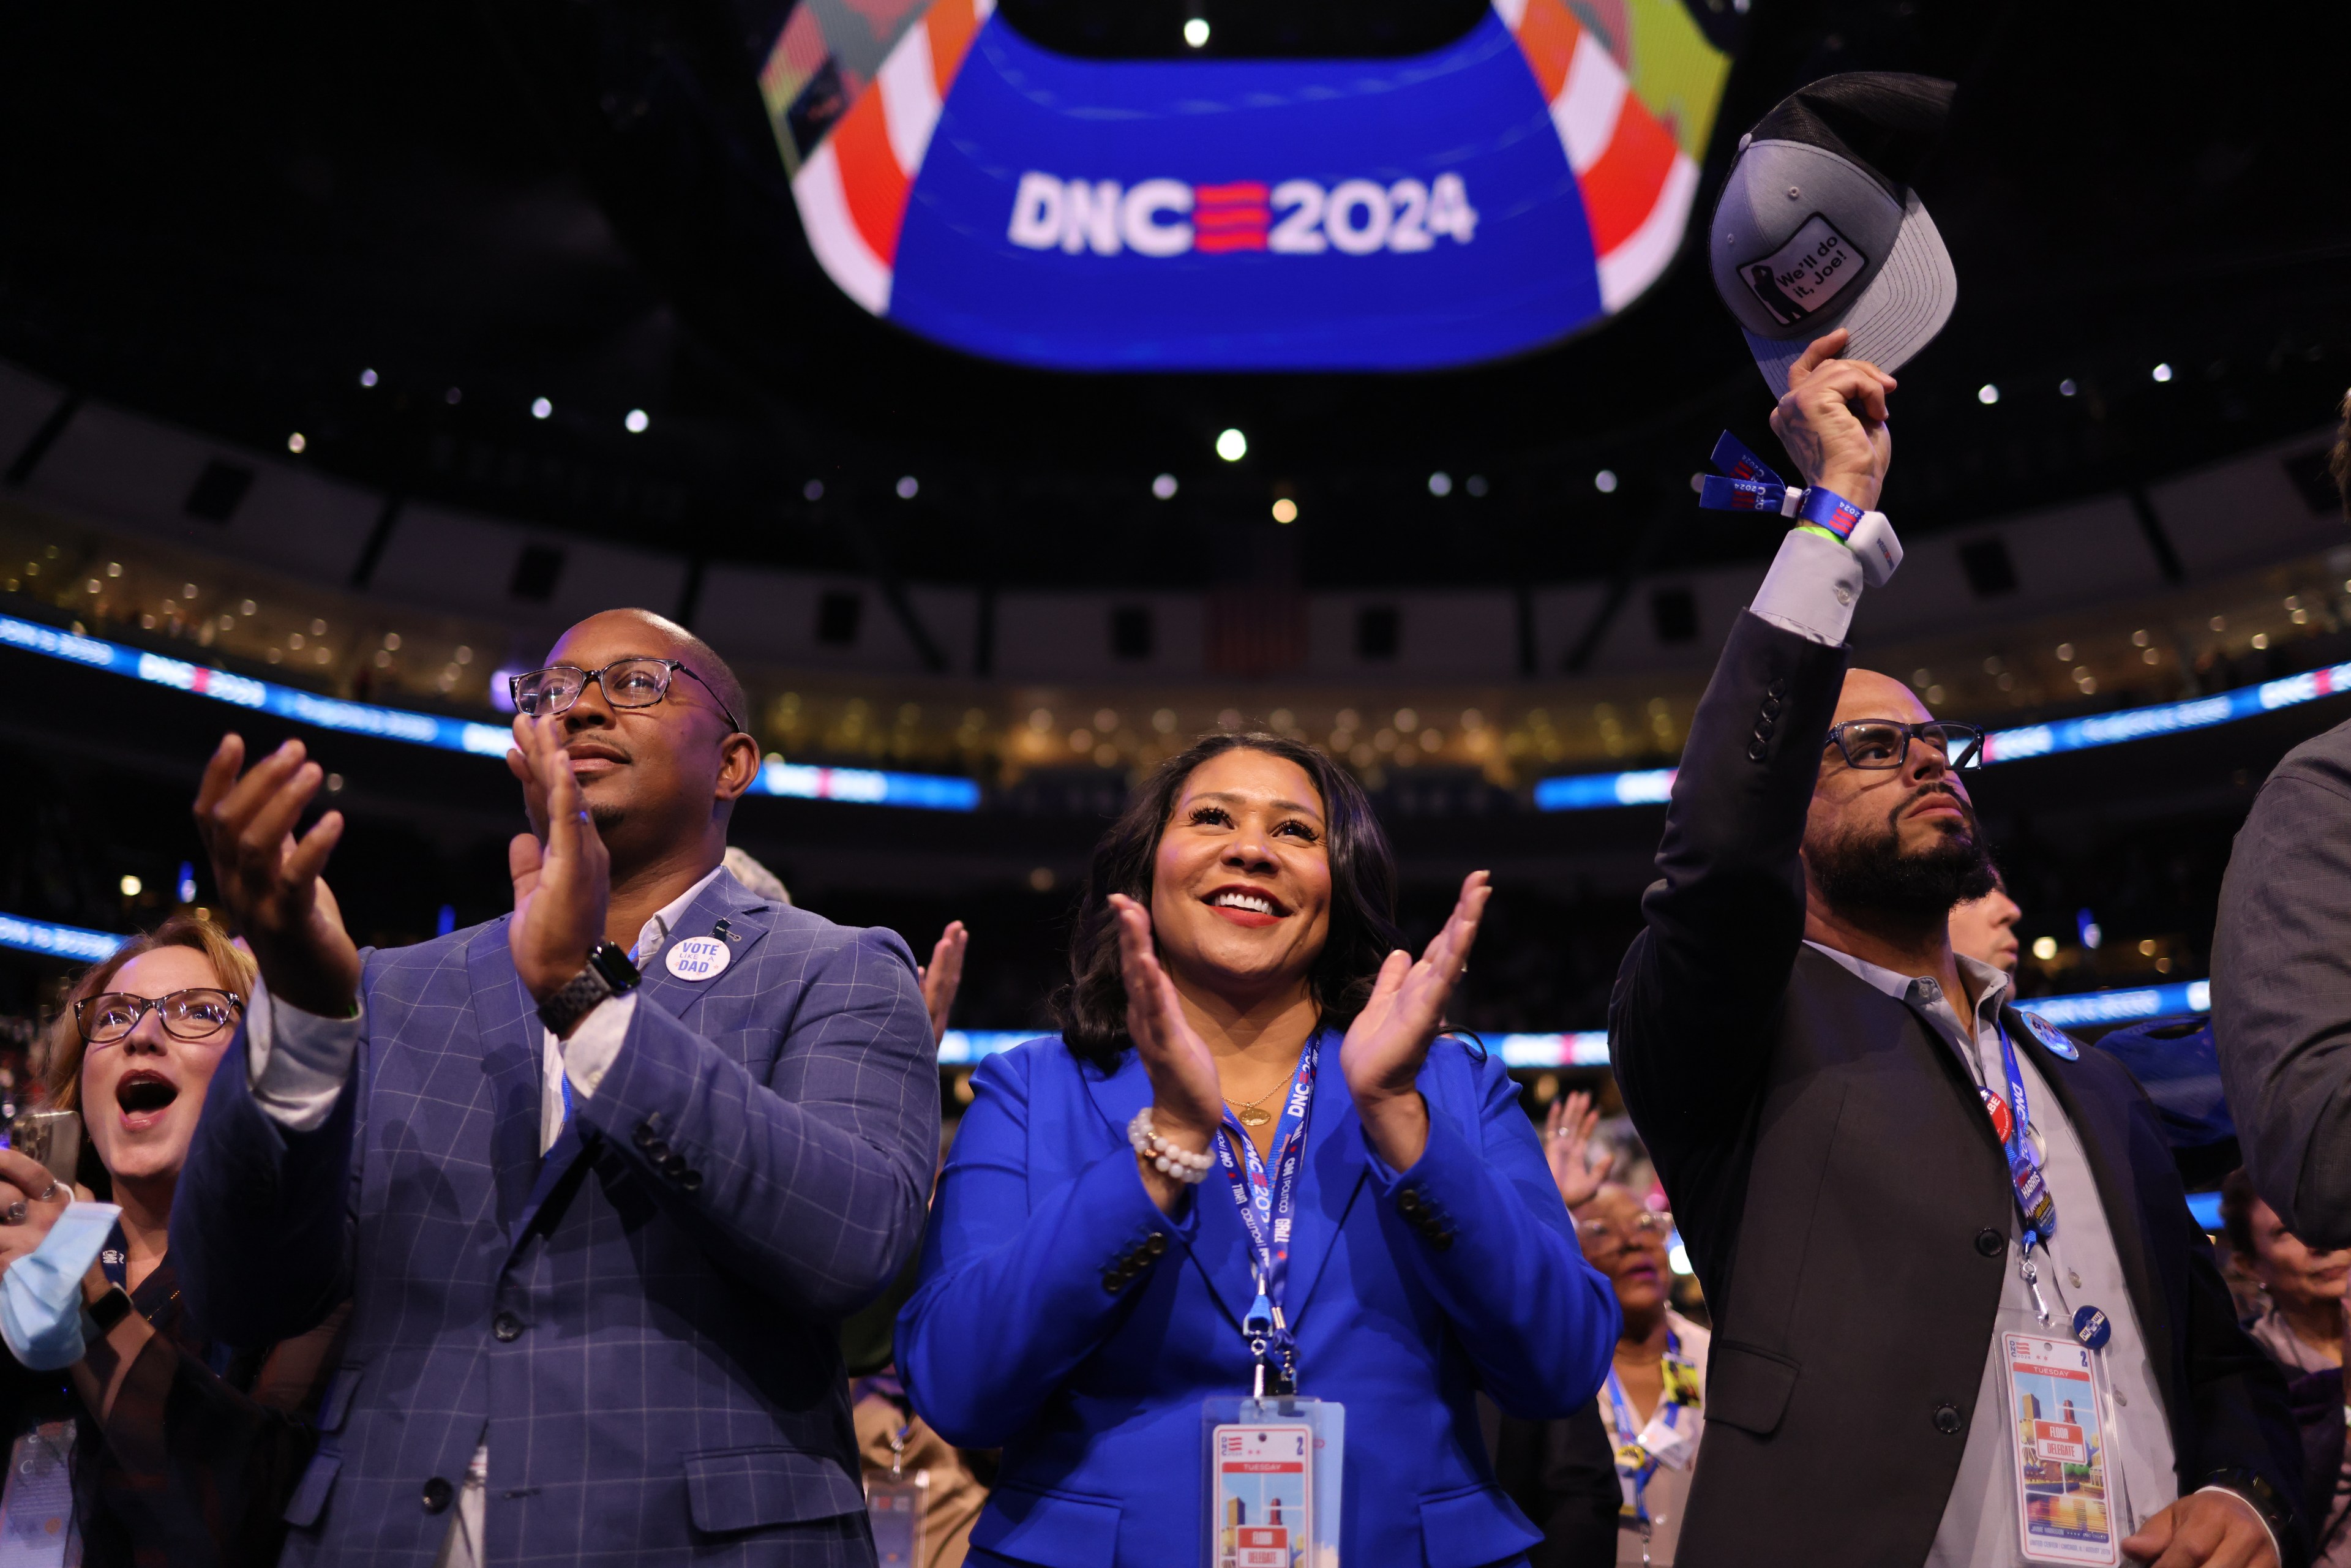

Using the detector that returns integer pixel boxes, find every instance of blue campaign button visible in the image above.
[2072,1305,2110,1350]
[2023,1013,2080,1060]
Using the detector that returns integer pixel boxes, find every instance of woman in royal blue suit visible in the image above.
[898,732,1619,1568]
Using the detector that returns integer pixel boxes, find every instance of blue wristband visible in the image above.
[1796,484,1864,541]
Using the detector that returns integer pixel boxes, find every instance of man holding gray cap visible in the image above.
[1612,72,2303,1568]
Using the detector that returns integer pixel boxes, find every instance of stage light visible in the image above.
[359,369,378,388]
[446,388,462,405]
[177,863,197,903]
[1182,17,1209,47]
[1977,384,1999,405]
[1593,469,1618,493]
[119,875,141,898]
[1466,475,1488,496]
[1216,428,1247,462]
[287,432,307,453]
[1152,473,1178,499]
[804,479,824,501]
[2032,936,2058,962]
[1428,471,1452,496]
[531,397,552,419]
[2151,362,2173,383]
[897,476,920,498]
[1271,498,1297,523]
[2058,378,2077,397]
[624,408,650,433]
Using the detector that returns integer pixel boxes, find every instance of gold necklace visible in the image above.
[1222,1057,1302,1128]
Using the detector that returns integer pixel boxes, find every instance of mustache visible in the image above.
[1892,781,1974,830]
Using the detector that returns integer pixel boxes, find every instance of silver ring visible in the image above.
[33,1184,59,1204]
[4,1202,25,1226]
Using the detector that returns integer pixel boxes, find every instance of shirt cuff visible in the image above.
[2193,1485,2281,1567]
[1748,526,1869,647]
[246,978,364,1134]
[561,992,638,1100]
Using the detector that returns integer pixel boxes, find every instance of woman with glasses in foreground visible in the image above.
[898,731,1618,1568]
[0,911,340,1566]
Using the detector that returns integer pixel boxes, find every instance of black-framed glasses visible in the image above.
[509,659,744,736]
[74,988,243,1046]
[1823,719,1983,771]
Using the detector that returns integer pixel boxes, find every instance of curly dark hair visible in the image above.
[1052,733,1403,1072]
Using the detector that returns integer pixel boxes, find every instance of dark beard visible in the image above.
[1808,786,1995,928]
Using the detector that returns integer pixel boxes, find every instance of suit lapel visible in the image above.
[629,871,777,1030]
[466,917,545,1239]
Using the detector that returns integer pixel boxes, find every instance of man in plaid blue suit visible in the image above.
[171,609,940,1566]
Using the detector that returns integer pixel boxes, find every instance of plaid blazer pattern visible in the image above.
[170,870,941,1567]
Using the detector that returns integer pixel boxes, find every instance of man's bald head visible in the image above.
[548,609,750,741]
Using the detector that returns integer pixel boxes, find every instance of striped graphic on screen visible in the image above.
[1194,182,1272,253]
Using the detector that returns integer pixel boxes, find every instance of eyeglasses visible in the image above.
[1576,1210,1674,1248]
[74,988,243,1046]
[1823,719,1983,771]
[509,659,744,736]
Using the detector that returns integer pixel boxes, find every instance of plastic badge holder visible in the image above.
[1203,1396,1343,1568]
[0,1420,78,1568]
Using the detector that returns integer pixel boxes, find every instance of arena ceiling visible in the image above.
[1,0,2345,594]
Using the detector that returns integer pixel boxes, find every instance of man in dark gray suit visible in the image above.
[1610,332,2300,1567]
[168,607,939,1566]
[2213,405,2351,1253]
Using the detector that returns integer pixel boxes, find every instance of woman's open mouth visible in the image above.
[1203,886,1289,928]
[114,1070,180,1133]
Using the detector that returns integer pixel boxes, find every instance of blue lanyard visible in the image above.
[1992,1020,2059,1248]
[1604,1328,1686,1523]
[1215,1034,1318,1392]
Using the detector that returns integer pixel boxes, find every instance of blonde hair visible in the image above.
[43,910,255,1113]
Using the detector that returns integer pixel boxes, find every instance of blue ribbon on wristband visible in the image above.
[1797,484,1864,541]
[1697,432,1790,513]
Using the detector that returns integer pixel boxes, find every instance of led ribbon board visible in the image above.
[769,0,1728,369]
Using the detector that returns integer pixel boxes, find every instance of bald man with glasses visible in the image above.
[172,607,940,1568]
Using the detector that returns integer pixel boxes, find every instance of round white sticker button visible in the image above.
[665,936,732,982]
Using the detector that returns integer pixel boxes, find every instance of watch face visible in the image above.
[586,942,640,991]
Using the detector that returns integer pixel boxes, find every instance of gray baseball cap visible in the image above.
[1709,73,1958,395]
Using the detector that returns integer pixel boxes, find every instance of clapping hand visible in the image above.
[918,922,969,1046]
[1108,894,1222,1212]
[1340,870,1492,1170]
[1768,328,1896,511]
[504,715,611,1008]
[1544,1090,1614,1210]
[193,735,361,1018]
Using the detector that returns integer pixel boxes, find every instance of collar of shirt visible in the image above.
[1804,940,2012,1075]
[632,863,727,967]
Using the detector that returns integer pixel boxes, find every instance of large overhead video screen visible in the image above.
[757,0,1733,370]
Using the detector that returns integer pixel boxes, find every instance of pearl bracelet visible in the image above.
[1128,1106,1214,1184]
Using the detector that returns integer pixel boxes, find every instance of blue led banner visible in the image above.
[1536,661,2351,813]
[772,1,1728,370]
[0,612,980,812]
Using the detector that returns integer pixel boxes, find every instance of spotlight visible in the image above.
[1216,428,1247,462]
[446,387,462,405]
[1977,384,2000,405]
[2151,362,2173,383]
[287,432,307,453]
[1428,471,1453,497]
[803,479,825,501]
[2058,378,2077,397]
[358,368,378,388]
[1594,469,1618,493]
[2031,936,2058,961]
[624,408,650,433]
[1271,498,1297,523]
[531,397,552,419]
[1182,17,1209,47]
[1152,473,1178,500]
[119,875,142,898]
[896,476,920,499]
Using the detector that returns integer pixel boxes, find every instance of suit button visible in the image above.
[1101,1270,1123,1294]
[645,1111,665,1133]
[1932,1403,1964,1436]
[661,1153,689,1177]
[1762,694,1783,716]
[678,1170,703,1193]
[1433,1229,1457,1251]
[1766,679,1788,699]
[1398,1190,1423,1215]
[493,1312,523,1343]
[1144,1232,1168,1256]
[645,1139,673,1162]
[1753,721,1773,740]
[422,1477,453,1514]
[1974,1228,2004,1258]
[632,1124,655,1150]
[1747,741,1769,761]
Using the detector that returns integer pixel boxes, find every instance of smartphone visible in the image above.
[6,1111,80,1186]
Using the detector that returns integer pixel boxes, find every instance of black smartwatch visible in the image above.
[536,940,642,1037]
[84,1283,133,1337]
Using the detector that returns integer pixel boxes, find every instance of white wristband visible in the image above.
[1129,1106,1214,1184]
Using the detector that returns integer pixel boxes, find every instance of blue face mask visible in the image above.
[1,1202,124,1371]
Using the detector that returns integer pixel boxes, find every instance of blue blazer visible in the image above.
[897,1033,1618,1568]
[168,871,942,1567]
